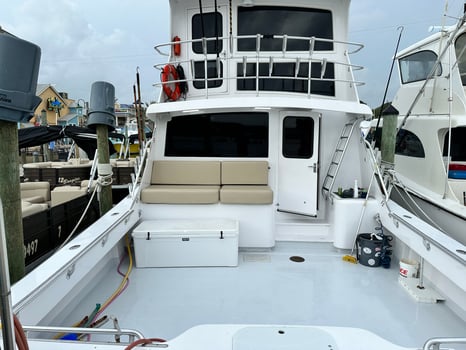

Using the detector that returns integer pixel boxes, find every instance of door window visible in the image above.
[282,116,314,158]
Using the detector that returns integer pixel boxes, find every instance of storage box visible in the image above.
[132,218,239,267]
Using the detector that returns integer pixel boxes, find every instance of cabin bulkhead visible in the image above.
[142,0,372,249]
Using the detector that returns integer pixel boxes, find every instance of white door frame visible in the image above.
[277,111,321,216]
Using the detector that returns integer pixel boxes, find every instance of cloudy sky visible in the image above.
[1,0,464,108]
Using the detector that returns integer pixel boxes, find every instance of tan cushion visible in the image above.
[22,195,46,204]
[23,162,52,168]
[21,201,48,218]
[220,185,273,204]
[51,186,87,207]
[221,161,269,185]
[141,185,219,204]
[151,161,221,185]
[20,181,51,202]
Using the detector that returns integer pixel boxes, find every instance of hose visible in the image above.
[13,314,29,350]
[124,337,166,350]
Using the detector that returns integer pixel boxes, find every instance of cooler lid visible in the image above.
[132,218,239,237]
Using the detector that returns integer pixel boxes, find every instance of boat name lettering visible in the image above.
[24,238,39,258]
[58,177,82,185]
[0,93,12,104]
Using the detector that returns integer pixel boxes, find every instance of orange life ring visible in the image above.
[161,64,181,101]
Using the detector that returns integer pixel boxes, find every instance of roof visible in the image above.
[35,84,68,105]
[59,113,78,122]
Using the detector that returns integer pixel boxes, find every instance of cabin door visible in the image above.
[277,112,320,216]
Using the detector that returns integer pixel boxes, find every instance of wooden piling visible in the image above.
[96,124,113,215]
[381,105,399,168]
[0,120,25,283]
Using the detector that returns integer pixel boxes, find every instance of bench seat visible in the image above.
[141,185,220,204]
[140,160,273,205]
[220,185,273,204]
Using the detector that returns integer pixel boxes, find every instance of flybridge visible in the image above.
[154,0,363,102]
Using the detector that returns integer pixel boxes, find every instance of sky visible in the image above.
[1,0,465,109]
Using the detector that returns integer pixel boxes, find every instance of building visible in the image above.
[32,84,70,126]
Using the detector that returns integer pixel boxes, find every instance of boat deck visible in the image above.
[61,242,466,348]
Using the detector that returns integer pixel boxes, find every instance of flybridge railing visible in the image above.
[153,34,365,99]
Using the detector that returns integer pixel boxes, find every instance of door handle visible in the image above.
[308,163,318,173]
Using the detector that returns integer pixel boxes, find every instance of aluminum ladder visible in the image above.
[322,120,359,199]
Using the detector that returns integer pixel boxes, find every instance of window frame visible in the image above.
[399,50,441,84]
[164,112,269,158]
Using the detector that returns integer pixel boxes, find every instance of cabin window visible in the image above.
[193,60,223,89]
[165,112,268,157]
[192,12,223,54]
[237,62,335,96]
[237,6,333,51]
[455,33,466,86]
[395,129,425,158]
[282,116,314,159]
[443,127,466,161]
[399,50,441,84]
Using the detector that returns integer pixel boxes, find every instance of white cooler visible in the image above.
[131,218,239,267]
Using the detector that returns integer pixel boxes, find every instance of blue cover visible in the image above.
[448,170,466,179]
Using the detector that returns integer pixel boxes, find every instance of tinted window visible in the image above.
[193,60,223,89]
[237,62,335,96]
[399,51,441,84]
[455,33,466,85]
[443,127,466,161]
[395,129,425,158]
[165,113,268,157]
[192,12,223,54]
[238,7,333,51]
[283,116,314,158]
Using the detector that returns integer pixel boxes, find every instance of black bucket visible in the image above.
[356,233,383,267]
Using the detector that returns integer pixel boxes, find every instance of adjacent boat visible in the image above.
[378,13,466,247]
[1,1,465,349]
[18,125,137,267]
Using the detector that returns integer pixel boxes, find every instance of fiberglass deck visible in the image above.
[63,242,465,348]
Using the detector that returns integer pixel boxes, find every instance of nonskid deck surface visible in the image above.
[64,242,465,347]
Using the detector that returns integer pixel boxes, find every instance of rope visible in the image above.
[58,170,113,250]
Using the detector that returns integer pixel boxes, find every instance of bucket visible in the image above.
[399,259,418,278]
[356,233,383,267]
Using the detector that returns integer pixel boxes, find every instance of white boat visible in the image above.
[1,1,465,349]
[379,11,466,248]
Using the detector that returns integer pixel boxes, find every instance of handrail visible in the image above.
[130,139,152,205]
[22,325,144,343]
[389,210,466,266]
[0,199,15,350]
[154,34,364,100]
[422,337,466,350]
[154,34,364,56]
[363,138,390,202]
